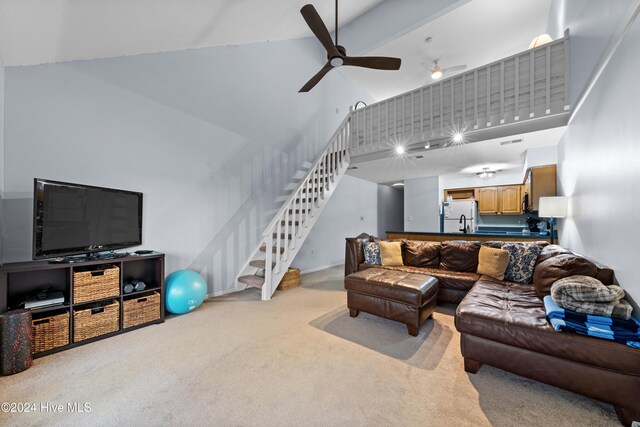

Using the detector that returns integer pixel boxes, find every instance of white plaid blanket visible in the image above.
[550,275,633,320]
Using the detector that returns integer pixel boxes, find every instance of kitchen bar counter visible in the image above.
[386,231,553,243]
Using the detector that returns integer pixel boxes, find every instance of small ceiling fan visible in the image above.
[299,1,402,92]
[421,59,466,84]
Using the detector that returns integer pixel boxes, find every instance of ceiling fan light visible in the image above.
[528,34,553,49]
[431,65,443,79]
[476,167,496,180]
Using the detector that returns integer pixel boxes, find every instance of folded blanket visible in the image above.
[550,275,632,320]
[544,296,640,348]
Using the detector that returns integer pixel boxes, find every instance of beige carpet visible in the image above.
[0,266,619,426]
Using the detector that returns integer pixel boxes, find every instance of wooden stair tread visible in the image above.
[273,232,293,239]
[249,260,275,269]
[260,245,286,254]
[238,275,265,289]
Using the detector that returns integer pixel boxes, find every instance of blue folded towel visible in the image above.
[544,296,640,348]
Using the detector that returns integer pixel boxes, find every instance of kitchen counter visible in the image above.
[386,231,553,243]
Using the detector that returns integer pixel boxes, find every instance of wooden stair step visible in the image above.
[273,232,293,239]
[249,259,275,269]
[238,275,265,289]
[260,245,286,254]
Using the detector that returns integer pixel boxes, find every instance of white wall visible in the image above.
[293,175,379,273]
[2,37,374,294]
[553,0,640,308]
[0,59,5,262]
[404,176,440,232]
[547,0,639,107]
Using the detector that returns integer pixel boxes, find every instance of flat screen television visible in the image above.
[33,179,143,260]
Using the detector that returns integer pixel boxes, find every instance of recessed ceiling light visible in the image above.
[394,145,406,155]
[424,141,431,149]
[392,182,404,187]
[452,133,464,143]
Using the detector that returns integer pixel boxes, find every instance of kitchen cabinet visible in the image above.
[475,185,522,215]
[477,187,498,214]
[525,165,557,211]
[444,187,476,200]
[499,185,522,214]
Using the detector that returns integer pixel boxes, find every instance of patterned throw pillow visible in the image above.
[477,246,510,280]
[502,242,543,284]
[363,242,381,265]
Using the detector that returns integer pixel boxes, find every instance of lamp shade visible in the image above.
[538,196,567,218]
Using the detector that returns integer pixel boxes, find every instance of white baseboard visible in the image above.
[206,285,240,298]
[300,262,344,275]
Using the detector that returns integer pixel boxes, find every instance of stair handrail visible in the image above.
[261,113,352,238]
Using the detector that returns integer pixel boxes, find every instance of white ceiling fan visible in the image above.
[421,59,467,84]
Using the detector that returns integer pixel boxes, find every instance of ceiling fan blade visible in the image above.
[300,4,341,58]
[342,56,401,70]
[442,65,467,73]
[299,62,334,92]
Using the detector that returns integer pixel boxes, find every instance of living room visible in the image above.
[1,0,639,426]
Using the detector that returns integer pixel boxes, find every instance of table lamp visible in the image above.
[538,196,567,244]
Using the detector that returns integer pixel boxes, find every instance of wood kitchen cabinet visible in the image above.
[476,185,522,215]
[477,187,498,214]
[499,185,522,214]
[525,165,557,211]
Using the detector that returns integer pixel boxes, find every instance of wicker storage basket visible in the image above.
[277,267,301,290]
[73,265,120,304]
[73,300,120,342]
[32,312,69,353]
[123,292,161,329]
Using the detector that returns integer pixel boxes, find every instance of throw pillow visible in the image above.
[502,242,543,284]
[380,241,403,266]
[363,242,381,265]
[476,246,510,280]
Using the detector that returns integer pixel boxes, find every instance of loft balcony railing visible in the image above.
[349,30,570,155]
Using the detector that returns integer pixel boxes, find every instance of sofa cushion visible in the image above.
[533,254,599,298]
[477,246,510,280]
[363,242,381,265]
[502,242,542,284]
[440,241,481,272]
[404,240,440,268]
[455,277,640,376]
[380,241,403,266]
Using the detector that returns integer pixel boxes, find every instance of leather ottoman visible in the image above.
[344,268,439,336]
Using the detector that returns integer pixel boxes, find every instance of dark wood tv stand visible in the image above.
[0,252,165,358]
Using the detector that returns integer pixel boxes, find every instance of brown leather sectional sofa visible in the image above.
[344,233,640,426]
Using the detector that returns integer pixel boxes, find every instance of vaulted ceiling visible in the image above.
[0,0,559,183]
[0,0,384,66]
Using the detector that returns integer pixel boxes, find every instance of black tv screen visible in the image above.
[33,179,143,259]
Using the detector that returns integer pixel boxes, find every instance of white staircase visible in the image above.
[236,115,351,300]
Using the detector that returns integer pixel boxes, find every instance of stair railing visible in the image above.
[238,114,351,300]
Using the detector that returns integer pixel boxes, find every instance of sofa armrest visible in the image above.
[345,233,371,277]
